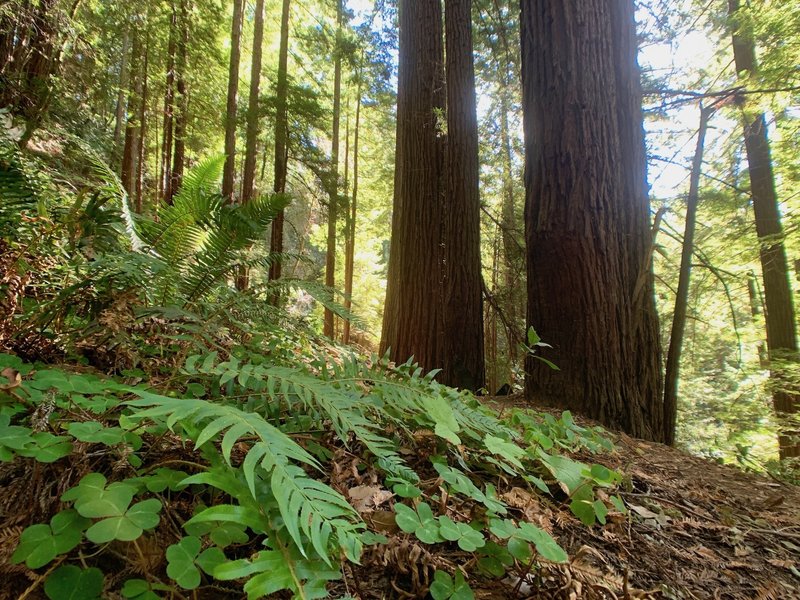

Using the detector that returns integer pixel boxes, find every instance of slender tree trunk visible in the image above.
[441,0,484,391]
[380,0,446,372]
[663,105,713,446]
[222,0,244,201]
[237,0,265,290]
[160,1,177,202]
[343,81,362,345]
[135,33,150,213]
[324,0,344,338]
[121,31,142,197]
[241,0,265,205]
[520,0,664,441]
[113,27,131,164]
[168,0,189,203]
[269,0,292,285]
[729,0,799,459]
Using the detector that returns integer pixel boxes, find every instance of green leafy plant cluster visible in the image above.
[2,345,627,599]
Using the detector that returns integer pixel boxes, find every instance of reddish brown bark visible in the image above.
[168,0,189,203]
[268,0,292,286]
[441,0,484,391]
[324,0,344,338]
[222,0,244,202]
[380,0,446,372]
[520,0,664,441]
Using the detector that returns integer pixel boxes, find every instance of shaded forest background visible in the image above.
[0,0,798,463]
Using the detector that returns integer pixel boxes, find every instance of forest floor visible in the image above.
[439,396,800,600]
[2,393,799,600]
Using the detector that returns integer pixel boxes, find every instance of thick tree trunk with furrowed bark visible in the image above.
[380,0,446,373]
[441,0,484,391]
[520,0,665,441]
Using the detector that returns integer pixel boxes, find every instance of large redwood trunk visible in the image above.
[520,0,664,441]
[441,0,484,391]
[380,0,446,372]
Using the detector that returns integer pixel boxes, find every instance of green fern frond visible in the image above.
[263,366,416,482]
[125,392,361,561]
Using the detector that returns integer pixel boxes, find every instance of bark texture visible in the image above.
[442,0,484,391]
[241,0,264,206]
[324,0,344,338]
[380,0,446,373]
[520,0,664,441]
[168,0,189,202]
[222,0,244,202]
[729,0,799,458]
[268,0,292,284]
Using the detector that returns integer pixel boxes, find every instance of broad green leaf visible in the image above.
[485,435,526,470]
[44,566,104,600]
[85,499,161,543]
[67,422,126,445]
[62,473,136,518]
[569,498,597,526]
[11,510,89,568]
[517,522,568,563]
[166,537,203,590]
[537,449,586,495]
[121,578,162,600]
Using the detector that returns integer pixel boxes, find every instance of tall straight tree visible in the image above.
[520,0,665,441]
[168,0,189,202]
[237,0,266,290]
[222,0,244,201]
[380,0,446,372]
[342,73,362,345]
[241,0,265,206]
[441,0,484,390]
[729,0,799,458]
[324,0,344,338]
[268,0,292,284]
[112,26,131,165]
[663,104,713,446]
[159,0,177,201]
[121,30,143,198]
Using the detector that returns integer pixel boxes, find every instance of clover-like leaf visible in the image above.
[11,510,90,568]
[67,422,127,445]
[121,579,169,600]
[394,502,443,544]
[393,503,420,534]
[16,432,73,463]
[44,565,104,600]
[166,536,226,590]
[167,536,203,589]
[62,473,137,519]
[516,522,568,563]
[430,570,474,600]
[85,499,162,544]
